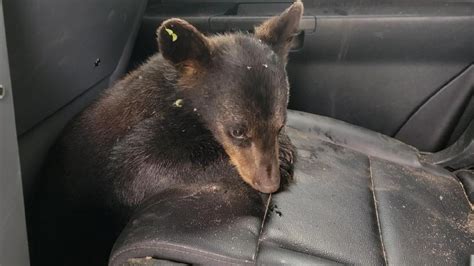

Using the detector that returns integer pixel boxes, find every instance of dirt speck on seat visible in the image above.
[269,204,283,217]
[467,212,474,234]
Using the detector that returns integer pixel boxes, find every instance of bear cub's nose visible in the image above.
[253,162,280,193]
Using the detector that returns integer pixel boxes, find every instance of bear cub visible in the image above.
[33,2,303,265]
[47,1,302,217]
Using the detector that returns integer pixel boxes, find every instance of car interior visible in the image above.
[1,0,473,265]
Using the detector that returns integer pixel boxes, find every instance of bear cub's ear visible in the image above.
[254,0,303,62]
[157,19,211,67]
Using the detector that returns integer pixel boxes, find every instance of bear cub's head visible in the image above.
[156,1,303,193]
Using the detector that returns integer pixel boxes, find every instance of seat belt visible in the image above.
[0,1,30,265]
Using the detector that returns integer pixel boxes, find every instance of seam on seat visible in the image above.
[454,169,474,206]
[253,194,272,261]
[262,240,348,264]
[368,156,388,265]
[110,244,251,265]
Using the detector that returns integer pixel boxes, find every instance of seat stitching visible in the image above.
[368,156,388,265]
[453,169,474,207]
[110,243,252,265]
[262,240,347,264]
[253,193,272,261]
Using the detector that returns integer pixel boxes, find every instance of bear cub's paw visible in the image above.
[278,132,296,191]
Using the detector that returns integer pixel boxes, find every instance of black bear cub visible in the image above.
[35,1,302,265]
[56,1,300,213]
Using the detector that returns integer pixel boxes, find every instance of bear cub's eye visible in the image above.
[230,127,247,140]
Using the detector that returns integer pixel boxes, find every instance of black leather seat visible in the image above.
[109,110,473,265]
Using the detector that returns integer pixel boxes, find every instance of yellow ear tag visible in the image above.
[173,99,183,108]
[165,28,178,42]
